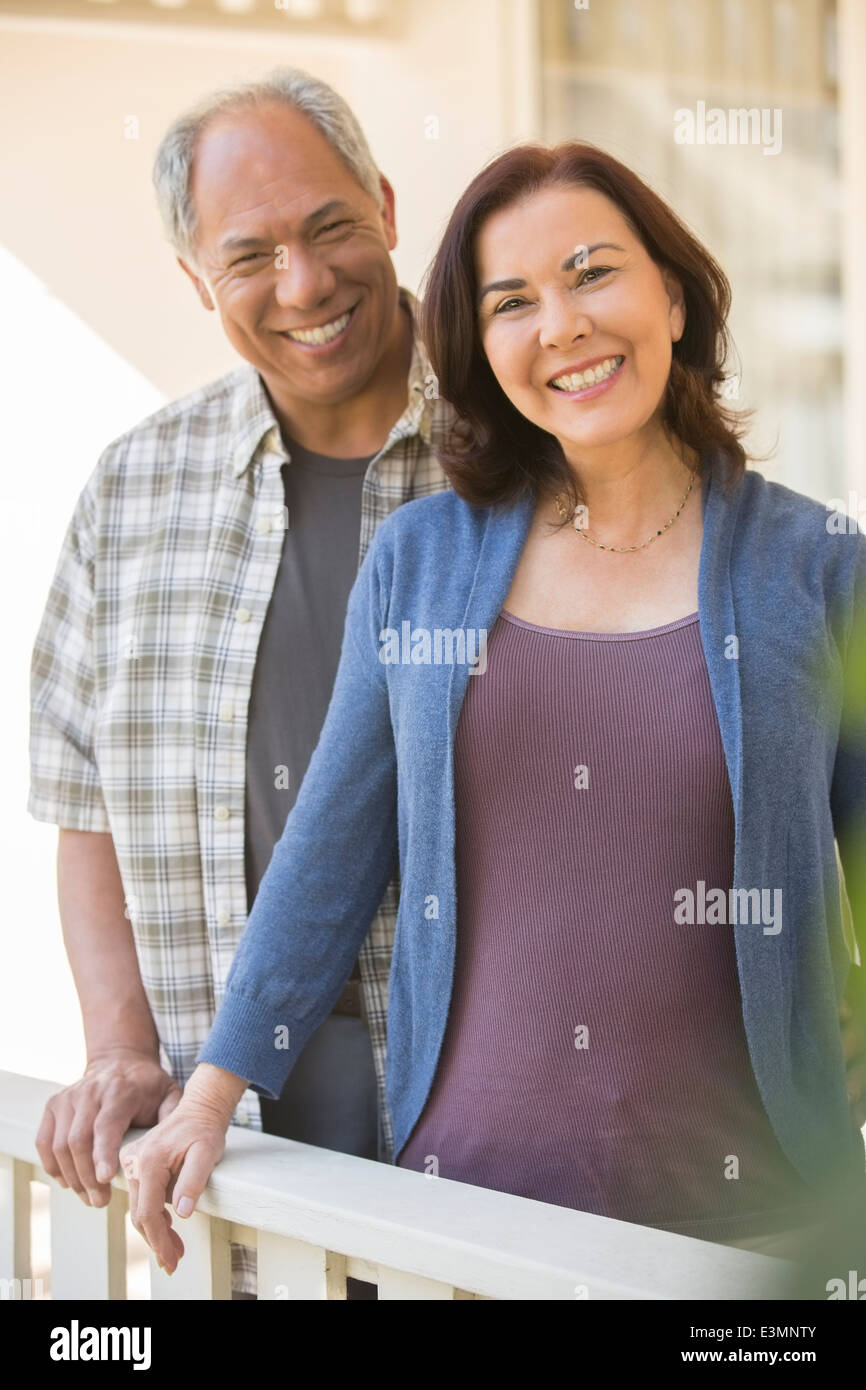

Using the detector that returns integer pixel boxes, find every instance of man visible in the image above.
[29,67,450,1298]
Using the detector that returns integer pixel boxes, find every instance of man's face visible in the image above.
[181,101,401,407]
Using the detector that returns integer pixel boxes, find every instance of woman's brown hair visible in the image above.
[420,141,751,509]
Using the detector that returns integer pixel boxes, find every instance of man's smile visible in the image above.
[276,302,359,348]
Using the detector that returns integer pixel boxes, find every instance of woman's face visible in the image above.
[475,184,686,460]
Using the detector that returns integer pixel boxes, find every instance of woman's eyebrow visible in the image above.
[561,240,626,271]
[477,242,627,305]
[476,277,526,305]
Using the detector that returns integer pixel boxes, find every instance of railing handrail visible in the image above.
[0,1069,791,1300]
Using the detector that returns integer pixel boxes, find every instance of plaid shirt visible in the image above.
[28,288,451,1292]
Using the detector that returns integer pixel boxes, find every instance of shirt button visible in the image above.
[214,805,230,821]
[219,703,234,721]
[216,907,230,926]
[235,607,252,624]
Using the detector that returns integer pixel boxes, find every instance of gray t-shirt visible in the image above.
[244,437,372,928]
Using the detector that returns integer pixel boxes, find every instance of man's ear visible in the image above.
[662,268,686,344]
[177,257,215,312]
[378,174,398,252]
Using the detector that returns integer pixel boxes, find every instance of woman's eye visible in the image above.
[493,297,526,314]
[580,266,611,284]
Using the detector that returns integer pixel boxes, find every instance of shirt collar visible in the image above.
[228,286,437,479]
[228,367,286,479]
[400,286,438,447]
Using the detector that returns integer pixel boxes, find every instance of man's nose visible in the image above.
[273,246,337,309]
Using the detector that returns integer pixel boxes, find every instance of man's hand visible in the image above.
[36,1049,182,1207]
[119,1063,247,1273]
[841,997,866,1131]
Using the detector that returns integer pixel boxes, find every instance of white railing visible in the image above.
[0,1070,792,1300]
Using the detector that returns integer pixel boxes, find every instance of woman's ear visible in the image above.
[662,269,686,344]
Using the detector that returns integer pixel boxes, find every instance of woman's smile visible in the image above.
[547,353,626,400]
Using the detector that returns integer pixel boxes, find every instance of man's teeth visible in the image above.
[286,309,352,345]
[551,355,624,390]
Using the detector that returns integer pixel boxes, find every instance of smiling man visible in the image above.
[28,68,450,1298]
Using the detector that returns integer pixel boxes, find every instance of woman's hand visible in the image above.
[119,1063,248,1273]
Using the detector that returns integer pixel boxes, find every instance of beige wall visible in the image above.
[0,2,534,398]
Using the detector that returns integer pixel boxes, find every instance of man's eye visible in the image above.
[317,220,352,235]
[233,253,264,266]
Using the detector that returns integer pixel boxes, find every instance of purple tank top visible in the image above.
[396,609,817,1241]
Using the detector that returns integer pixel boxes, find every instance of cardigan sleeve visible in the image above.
[197,527,398,1098]
[831,534,866,996]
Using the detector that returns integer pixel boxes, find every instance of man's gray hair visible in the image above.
[152,67,383,265]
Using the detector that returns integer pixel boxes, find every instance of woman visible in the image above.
[121,143,866,1278]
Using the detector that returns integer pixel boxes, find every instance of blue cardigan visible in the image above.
[199,449,866,1192]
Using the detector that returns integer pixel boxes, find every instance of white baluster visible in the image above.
[49,1182,126,1299]
[0,1156,32,1296]
[258,1232,347,1299]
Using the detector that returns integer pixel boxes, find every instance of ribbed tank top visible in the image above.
[396,609,818,1241]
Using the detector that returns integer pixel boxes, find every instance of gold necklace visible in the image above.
[553,469,695,553]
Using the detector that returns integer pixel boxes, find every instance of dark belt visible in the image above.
[331,978,363,1018]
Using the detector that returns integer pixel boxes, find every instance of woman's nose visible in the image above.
[537,295,593,351]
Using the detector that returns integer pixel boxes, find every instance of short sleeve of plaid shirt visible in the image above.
[28,474,112,833]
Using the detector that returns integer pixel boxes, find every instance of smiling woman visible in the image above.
[420,142,748,518]
[120,136,866,1284]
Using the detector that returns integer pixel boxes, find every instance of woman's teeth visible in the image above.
[550,355,624,391]
[286,308,352,345]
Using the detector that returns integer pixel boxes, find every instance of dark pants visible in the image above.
[257,1012,380,1300]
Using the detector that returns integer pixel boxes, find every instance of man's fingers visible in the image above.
[93,1097,142,1188]
[47,1094,91,1201]
[35,1103,66,1186]
[66,1092,111,1206]
[157,1084,183,1124]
